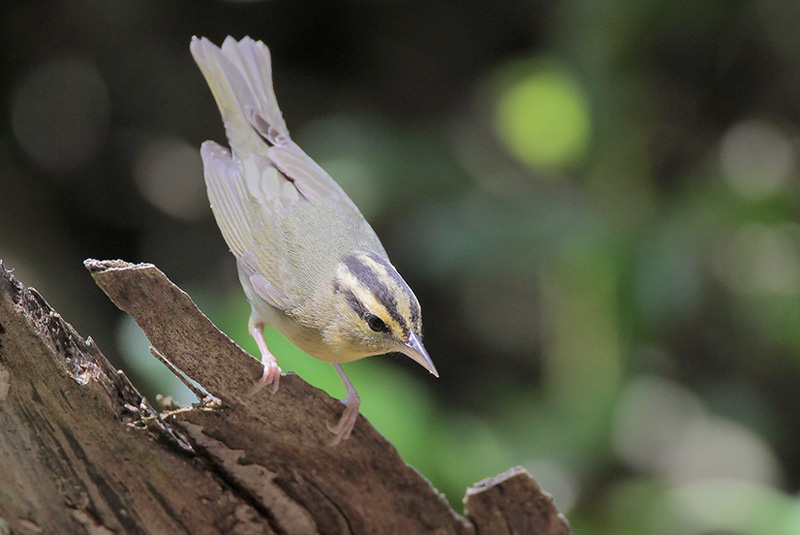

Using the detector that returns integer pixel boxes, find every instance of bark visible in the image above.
[0,259,570,535]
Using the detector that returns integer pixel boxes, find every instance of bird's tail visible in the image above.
[190,36,289,156]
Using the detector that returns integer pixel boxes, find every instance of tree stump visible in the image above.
[0,259,570,535]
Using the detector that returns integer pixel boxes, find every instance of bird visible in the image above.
[190,36,438,445]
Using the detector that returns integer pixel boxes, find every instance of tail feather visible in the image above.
[220,36,288,137]
[192,36,360,212]
[191,36,283,156]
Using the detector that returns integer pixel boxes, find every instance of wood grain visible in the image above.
[0,259,570,534]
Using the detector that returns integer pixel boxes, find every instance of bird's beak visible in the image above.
[399,332,439,377]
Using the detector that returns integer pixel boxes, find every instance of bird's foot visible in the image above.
[327,392,360,446]
[248,356,282,396]
[248,320,281,396]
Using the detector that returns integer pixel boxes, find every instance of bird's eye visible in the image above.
[366,314,389,333]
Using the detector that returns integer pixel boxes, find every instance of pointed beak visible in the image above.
[399,332,439,377]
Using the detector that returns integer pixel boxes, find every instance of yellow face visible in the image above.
[323,252,437,375]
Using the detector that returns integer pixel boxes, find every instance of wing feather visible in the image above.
[267,139,356,207]
[199,141,253,258]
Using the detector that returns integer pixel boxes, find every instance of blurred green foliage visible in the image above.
[4,1,800,533]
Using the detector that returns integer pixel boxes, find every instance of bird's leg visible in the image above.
[248,316,281,395]
[328,363,361,446]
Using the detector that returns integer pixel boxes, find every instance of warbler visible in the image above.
[190,36,438,445]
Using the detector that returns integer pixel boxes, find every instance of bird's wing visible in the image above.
[199,141,253,259]
[200,141,294,310]
[248,112,359,209]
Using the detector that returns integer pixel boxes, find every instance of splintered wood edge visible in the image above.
[464,466,572,535]
[1,260,149,418]
[0,260,270,533]
[84,258,152,272]
[84,258,264,403]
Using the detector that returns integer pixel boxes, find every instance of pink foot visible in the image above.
[328,363,361,446]
[328,392,360,446]
[249,358,281,396]
[248,319,282,396]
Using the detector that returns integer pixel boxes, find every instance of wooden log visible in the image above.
[0,259,570,534]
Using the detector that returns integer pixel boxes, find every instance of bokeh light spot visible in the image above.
[494,61,592,172]
[614,376,781,486]
[11,56,110,173]
[712,223,800,296]
[133,135,207,221]
[720,120,795,199]
[613,375,705,474]
[672,480,795,535]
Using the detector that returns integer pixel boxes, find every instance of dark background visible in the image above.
[3,1,800,533]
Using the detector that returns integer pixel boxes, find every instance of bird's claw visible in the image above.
[327,394,360,446]
[248,360,282,396]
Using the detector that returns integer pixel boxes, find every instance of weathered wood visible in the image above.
[0,259,571,534]
[0,260,267,535]
[464,467,571,535]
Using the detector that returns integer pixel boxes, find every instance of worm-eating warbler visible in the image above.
[190,36,438,444]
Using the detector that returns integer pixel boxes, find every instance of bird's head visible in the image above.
[324,251,438,376]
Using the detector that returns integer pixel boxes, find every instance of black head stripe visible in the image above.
[334,281,370,319]
[343,254,408,333]
[366,252,420,329]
